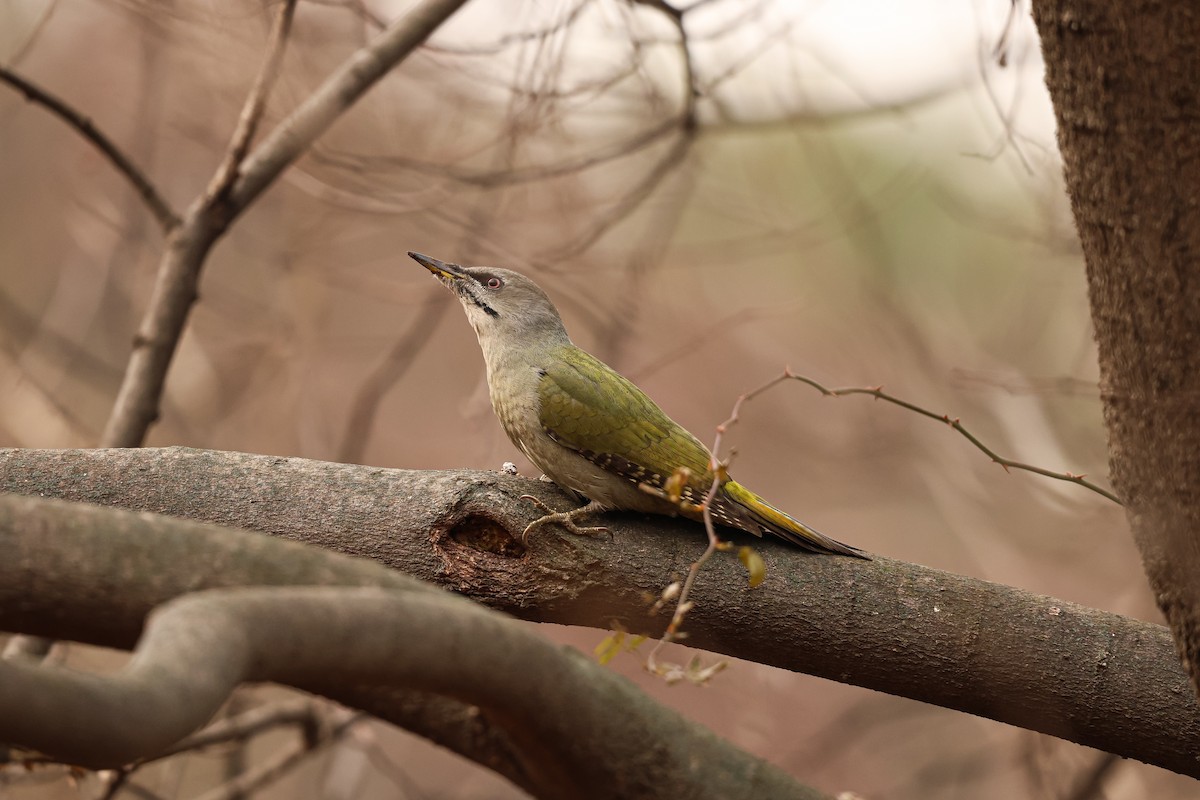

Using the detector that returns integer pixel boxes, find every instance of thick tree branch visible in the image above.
[0,447,1195,777]
[0,488,537,788]
[0,494,824,800]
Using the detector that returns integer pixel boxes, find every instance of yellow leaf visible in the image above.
[594,632,624,665]
[738,546,766,587]
[664,466,692,504]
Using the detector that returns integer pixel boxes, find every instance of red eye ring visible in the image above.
[487,277,503,289]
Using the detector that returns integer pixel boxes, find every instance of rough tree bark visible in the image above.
[1032,3,1200,696]
[1,447,1196,777]
[0,494,824,800]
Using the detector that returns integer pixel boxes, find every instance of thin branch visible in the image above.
[627,304,792,381]
[421,0,592,56]
[337,292,451,463]
[0,65,179,231]
[6,0,60,67]
[702,80,966,133]
[542,130,692,262]
[646,377,750,683]
[150,700,322,760]
[191,713,362,800]
[780,369,1121,505]
[312,114,681,188]
[204,0,299,203]
[1064,752,1120,800]
[228,0,472,212]
[99,0,470,448]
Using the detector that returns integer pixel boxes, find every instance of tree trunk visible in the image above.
[1032,1,1200,696]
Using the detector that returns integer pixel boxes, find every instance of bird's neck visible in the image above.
[476,325,570,379]
[475,333,572,455]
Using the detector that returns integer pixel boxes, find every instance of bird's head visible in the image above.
[409,252,570,351]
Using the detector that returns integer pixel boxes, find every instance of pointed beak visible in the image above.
[409,251,468,283]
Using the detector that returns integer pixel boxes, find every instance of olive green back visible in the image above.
[537,347,713,495]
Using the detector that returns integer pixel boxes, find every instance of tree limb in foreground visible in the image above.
[0,447,1196,778]
[0,493,823,800]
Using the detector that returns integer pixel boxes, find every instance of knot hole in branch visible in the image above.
[443,513,526,558]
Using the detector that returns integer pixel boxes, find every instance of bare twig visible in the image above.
[645,359,1118,672]
[191,712,361,800]
[544,130,692,262]
[204,0,299,203]
[781,369,1121,505]
[311,111,682,189]
[646,374,772,681]
[100,0,470,448]
[0,65,179,231]
[631,0,699,125]
[338,292,451,463]
[421,0,591,56]
[1064,751,1120,800]
[991,0,1023,67]
[228,0,471,212]
[151,700,322,760]
[305,0,388,31]
[6,0,60,67]
[973,35,1035,174]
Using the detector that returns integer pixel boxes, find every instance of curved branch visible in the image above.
[0,65,179,231]
[0,447,1195,778]
[0,497,823,800]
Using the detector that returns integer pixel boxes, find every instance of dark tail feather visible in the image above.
[722,481,870,559]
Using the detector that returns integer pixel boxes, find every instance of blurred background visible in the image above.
[1,0,1183,797]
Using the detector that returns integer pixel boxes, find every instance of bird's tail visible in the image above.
[721,481,869,559]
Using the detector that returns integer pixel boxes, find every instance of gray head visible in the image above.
[409,252,571,349]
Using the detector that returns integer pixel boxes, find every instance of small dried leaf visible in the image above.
[594,632,624,665]
[685,657,728,685]
[738,546,766,587]
[664,466,692,504]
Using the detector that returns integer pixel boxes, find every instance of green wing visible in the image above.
[537,349,712,492]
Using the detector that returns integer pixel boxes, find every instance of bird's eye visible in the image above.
[486,277,503,289]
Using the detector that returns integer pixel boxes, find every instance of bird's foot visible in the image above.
[520,496,609,543]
